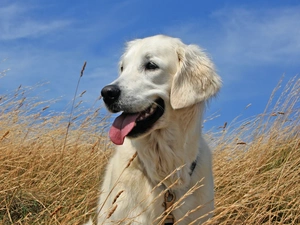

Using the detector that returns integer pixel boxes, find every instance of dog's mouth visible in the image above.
[109,98,165,145]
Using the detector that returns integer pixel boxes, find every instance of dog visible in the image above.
[88,35,221,225]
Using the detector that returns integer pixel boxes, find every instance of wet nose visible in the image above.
[101,85,121,104]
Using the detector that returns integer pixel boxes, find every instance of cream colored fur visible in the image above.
[86,35,221,225]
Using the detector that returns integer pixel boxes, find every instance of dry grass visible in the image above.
[208,76,300,224]
[0,83,112,224]
[0,75,299,225]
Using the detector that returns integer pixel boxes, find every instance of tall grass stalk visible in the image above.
[0,76,299,224]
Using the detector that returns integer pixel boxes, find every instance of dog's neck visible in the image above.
[131,103,204,190]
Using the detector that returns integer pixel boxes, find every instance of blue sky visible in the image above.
[0,0,299,130]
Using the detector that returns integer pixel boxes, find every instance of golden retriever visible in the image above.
[86,35,221,225]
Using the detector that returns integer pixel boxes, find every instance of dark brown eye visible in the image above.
[145,62,158,70]
[120,66,123,72]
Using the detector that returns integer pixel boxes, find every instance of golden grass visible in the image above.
[208,76,300,224]
[0,76,299,224]
[0,84,112,224]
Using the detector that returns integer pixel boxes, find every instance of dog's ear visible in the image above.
[170,44,221,109]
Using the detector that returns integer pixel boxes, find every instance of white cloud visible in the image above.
[211,7,300,65]
[0,3,71,40]
[0,1,129,100]
[163,6,300,107]
[165,6,300,66]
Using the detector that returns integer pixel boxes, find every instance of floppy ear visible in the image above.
[170,44,222,109]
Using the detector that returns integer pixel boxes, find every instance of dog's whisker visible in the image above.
[153,101,165,112]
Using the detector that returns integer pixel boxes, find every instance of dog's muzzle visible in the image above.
[101,84,165,145]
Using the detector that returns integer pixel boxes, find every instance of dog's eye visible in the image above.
[120,66,123,72]
[145,62,159,70]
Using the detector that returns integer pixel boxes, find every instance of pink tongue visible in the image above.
[109,113,140,145]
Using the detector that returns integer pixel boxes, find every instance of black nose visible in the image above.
[101,85,121,104]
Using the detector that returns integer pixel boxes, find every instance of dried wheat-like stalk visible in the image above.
[98,152,137,216]
[112,190,124,205]
[107,204,118,219]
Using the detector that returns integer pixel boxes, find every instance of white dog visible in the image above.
[87,35,221,225]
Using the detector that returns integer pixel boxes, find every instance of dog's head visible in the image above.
[101,35,221,145]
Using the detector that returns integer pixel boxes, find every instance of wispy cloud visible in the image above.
[165,6,300,66]
[212,6,300,65]
[163,5,300,115]
[0,3,71,40]
[0,1,132,103]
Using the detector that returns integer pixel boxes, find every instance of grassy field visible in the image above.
[0,76,299,225]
